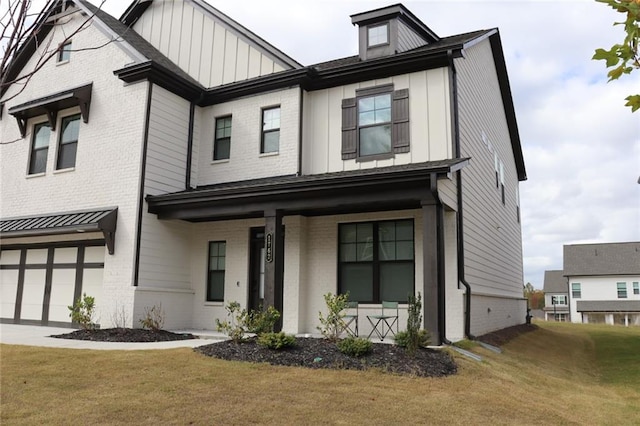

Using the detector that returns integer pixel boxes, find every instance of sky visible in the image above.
[49,0,640,288]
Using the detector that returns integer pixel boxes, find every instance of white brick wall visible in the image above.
[470,293,527,336]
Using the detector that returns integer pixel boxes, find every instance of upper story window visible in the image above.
[28,122,51,174]
[571,283,581,299]
[207,241,226,302]
[58,41,72,62]
[338,219,414,303]
[499,160,505,205]
[214,116,232,160]
[617,282,627,299]
[261,106,280,154]
[341,84,410,161]
[56,114,80,170]
[367,23,389,47]
[551,295,567,306]
[634,282,639,295]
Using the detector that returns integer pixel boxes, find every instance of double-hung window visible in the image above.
[617,282,627,299]
[207,242,226,302]
[338,219,414,303]
[214,116,231,160]
[341,84,410,161]
[634,282,639,295]
[56,114,80,170]
[551,295,567,306]
[29,122,51,174]
[261,107,280,153]
[571,283,581,299]
[58,41,71,62]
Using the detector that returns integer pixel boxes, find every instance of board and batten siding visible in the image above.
[302,69,452,175]
[137,85,191,293]
[455,38,524,299]
[132,0,289,88]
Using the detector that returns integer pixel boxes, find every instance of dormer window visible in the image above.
[367,23,389,47]
[58,41,71,62]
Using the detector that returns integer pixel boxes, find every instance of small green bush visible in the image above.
[394,329,430,351]
[139,304,165,331]
[317,292,349,341]
[68,293,96,330]
[246,305,280,334]
[257,332,296,350]
[394,292,431,356]
[216,301,247,343]
[337,336,372,357]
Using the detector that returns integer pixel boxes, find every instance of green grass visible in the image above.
[2,321,639,425]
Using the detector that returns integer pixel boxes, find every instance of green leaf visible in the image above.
[607,65,626,80]
[593,48,621,67]
[624,94,640,112]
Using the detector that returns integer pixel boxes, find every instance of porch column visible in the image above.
[264,209,284,331]
[422,200,441,345]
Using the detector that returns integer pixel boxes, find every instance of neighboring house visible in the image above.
[565,242,640,326]
[542,270,569,322]
[0,0,527,343]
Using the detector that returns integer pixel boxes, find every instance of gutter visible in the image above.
[448,50,475,340]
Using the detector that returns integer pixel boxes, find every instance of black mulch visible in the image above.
[195,337,457,377]
[50,328,197,342]
[476,323,538,347]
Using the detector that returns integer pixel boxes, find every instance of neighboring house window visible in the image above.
[58,41,71,62]
[551,295,567,305]
[617,282,627,299]
[338,219,414,303]
[634,282,639,295]
[207,241,226,302]
[367,23,389,47]
[261,106,280,153]
[28,122,51,174]
[516,185,520,223]
[341,84,409,161]
[572,283,581,299]
[56,114,80,170]
[494,153,499,188]
[214,116,231,160]
[499,160,505,205]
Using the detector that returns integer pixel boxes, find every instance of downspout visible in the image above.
[429,172,450,345]
[185,102,195,190]
[448,50,475,339]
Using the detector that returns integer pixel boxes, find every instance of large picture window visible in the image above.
[28,122,51,174]
[56,114,80,170]
[338,219,414,303]
[207,241,226,302]
[214,116,231,160]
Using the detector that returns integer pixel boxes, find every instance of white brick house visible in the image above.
[0,0,527,343]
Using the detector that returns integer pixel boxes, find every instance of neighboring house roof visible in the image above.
[564,242,640,276]
[576,300,640,313]
[543,270,567,293]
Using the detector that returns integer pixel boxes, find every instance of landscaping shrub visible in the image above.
[68,293,96,330]
[337,336,372,357]
[139,304,165,331]
[317,292,349,341]
[246,305,280,334]
[216,301,281,343]
[394,292,430,355]
[257,332,296,350]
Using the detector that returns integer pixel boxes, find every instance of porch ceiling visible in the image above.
[146,159,468,222]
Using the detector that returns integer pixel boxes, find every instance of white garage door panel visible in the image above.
[50,269,76,323]
[54,247,78,264]
[0,270,19,318]
[22,270,46,320]
[26,249,48,264]
[84,246,105,263]
[0,250,21,265]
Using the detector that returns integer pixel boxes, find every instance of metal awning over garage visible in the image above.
[0,207,117,254]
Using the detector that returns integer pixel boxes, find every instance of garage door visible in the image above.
[0,241,104,327]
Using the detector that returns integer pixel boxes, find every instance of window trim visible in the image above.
[338,219,414,304]
[260,105,280,154]
[617,282,627,299]
[56,113,81,170]
[571,282,581,299]
[206,241,226,302]
[28,121,51,175]
[213,115,232,161]
[633,282,639,295]
[367,22,390,48]
[551,295,567,306]
[57,41,72,63]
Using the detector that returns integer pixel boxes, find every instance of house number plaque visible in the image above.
[265,233,273,263]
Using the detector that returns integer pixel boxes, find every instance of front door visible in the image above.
[248,228,265,312]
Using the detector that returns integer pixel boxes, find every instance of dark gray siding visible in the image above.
[397,21,428,52]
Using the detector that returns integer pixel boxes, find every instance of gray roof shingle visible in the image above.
[543,270,567,293]
[576,300,640,312]
[563,242,640,276]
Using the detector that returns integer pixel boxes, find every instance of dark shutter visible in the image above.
[392,89,410,153]
[341,97,357,160]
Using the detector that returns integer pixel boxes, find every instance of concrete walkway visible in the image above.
[0,323,227,350]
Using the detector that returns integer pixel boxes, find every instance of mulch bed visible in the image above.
[50,328,197,342]
[195,337,457,377]
[476,323,538,347]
